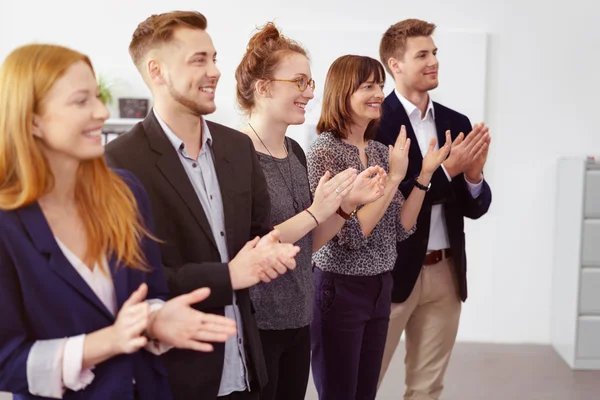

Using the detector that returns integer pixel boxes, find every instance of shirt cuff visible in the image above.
[441,164,452,182]
[337,212,369,250]
[145,299,174,355]
[62,334,95,392]
[27,338,68,398]
[464,174,484,198]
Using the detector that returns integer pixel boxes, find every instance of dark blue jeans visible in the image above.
[311,267,393,400]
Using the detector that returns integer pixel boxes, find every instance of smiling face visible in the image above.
[150,27,221,116]
[260,52,315,126]
[32,60,109,164]
[349,73,385,126]
[397,35,439,93]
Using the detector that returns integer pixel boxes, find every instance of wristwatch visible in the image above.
[337,205,357,220]
[414,178,431,192]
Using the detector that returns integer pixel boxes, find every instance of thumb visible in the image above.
[453,132,464,147]
[241,236,260,251]
[123,283,148,308]
[179,287,211,306]
[318,171,331,188]
[428,138,437,153]
[258,229,279,246]
[267,229,280,242]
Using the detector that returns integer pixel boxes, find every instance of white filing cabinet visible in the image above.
[551,157,600,369]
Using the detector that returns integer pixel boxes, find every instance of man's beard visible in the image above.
[167,81,215,116]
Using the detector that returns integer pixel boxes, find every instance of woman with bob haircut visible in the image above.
[0,43,237,400]
[306,54,451,400]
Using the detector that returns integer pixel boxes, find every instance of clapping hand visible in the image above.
[421,130,452,176]
[308,168,357,223]
[111,283,151,354]
[443,123,489,179]
[388,125,411,184]
[229,231,300,288]
[148,288,237,352]
[343,166,387,210]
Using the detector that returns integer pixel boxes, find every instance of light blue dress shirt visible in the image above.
[154,109,250,396]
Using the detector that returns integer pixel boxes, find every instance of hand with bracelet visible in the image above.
[305,167,358,225]
[337,165,388,219]
[418,130,453,187]
[393,130,452,232]
[272,167,358,248]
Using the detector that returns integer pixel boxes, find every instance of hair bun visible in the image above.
[247,22,281,52]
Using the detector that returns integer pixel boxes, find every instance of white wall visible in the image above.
[1,0,599,344]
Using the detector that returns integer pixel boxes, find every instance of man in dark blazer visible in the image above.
[375,19,492,400]
[105,11,299,400]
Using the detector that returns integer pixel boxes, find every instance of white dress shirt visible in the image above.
[394,89,483,252]
[25,238,167,398]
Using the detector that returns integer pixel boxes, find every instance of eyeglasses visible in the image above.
[270,76,316,92]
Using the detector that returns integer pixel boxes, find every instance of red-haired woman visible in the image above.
[0,44,236,400]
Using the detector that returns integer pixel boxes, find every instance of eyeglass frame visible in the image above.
[269,77,316,92]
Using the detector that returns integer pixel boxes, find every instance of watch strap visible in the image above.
[337,206,357,220]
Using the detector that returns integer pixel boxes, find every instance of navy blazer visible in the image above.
[375,92,492,303]
[0,170,172,400]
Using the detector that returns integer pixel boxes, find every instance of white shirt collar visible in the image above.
[394,88,435,121]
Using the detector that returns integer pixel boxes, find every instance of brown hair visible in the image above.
[129,10,208,69]
[317,55,385,141]
[0,44,152,271]
[235,22,308,114]
[379,19,436,76]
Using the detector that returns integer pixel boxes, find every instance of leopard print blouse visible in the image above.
[306,132,416,276]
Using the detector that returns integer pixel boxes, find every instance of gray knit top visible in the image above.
[248,137,314,330]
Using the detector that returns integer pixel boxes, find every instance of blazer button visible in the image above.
[220,231,225,237]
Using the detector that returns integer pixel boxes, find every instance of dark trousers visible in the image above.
[258,326,311,400]
[311,268,393,400]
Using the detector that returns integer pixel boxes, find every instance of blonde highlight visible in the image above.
[0,44,152,271]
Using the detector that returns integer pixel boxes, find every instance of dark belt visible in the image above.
[423,249,452,265]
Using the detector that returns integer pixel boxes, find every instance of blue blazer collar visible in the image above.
[15,202,129,321]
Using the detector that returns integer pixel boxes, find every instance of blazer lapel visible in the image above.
[16,203,114,321]
[387,92,423,172]
[433,103,451,147]
[209,122,239,258]
[142,113,218,250]
[109,254,129,310]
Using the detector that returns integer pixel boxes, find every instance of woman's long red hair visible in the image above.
[0,44,150,270]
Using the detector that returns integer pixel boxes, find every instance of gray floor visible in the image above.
[309,343,600,400]
[2,343,599,399]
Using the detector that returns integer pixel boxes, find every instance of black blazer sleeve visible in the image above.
[163,261,233,308]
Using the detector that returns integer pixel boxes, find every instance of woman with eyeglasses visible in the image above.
[306,55,452,400]
[234,23,386,400]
